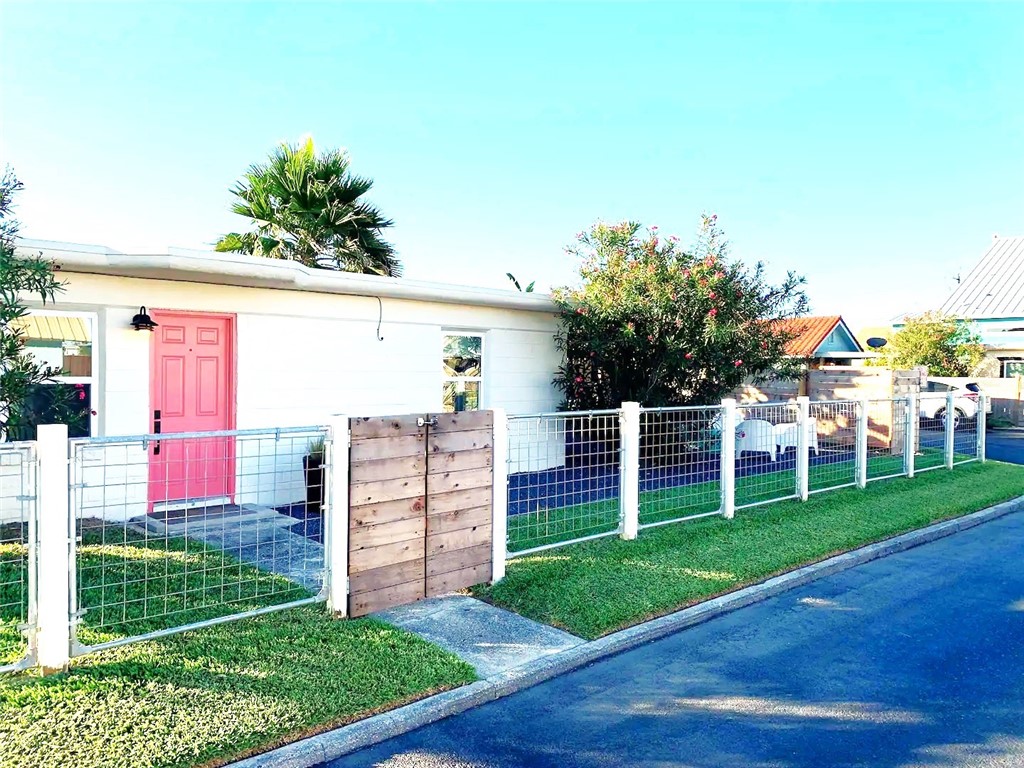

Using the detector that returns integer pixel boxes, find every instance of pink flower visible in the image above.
[709,308,718,317]
[682,269,690,278]
[734,359,743,367]
[711,213,718,221]
[650,225,659,231]
[589,351,596,357]
[670,293,677,301]
[684,352,693,360]
[575,376,583,383]
[647,335,654,342]
[714,271,724,279]
[708,291,716,299]
[576,307,585,314]
[668,235,679,243]
[78,391,86,400]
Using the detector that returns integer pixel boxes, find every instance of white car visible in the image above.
[919,381,989,427]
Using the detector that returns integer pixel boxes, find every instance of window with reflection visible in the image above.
[442,333,483,412]
[7,312,95,439]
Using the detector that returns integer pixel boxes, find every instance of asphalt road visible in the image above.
[331,510,1024,768]
[987,430,1024,465]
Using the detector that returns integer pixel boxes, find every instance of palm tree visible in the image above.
[215,138,401,276]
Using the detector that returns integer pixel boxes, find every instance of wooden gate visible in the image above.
[347,411,494,617]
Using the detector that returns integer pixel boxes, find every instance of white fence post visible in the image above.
[326,415,350,617]
[720,398,737,519]
[796,396,810,501]
[856,397,869,488]
[944,390,956,469]
[904,394,917,478]
[977,393,987,462]
[491,408,508,581]
[36,424,71,673]
[619,402,640,540]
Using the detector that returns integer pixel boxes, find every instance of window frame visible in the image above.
[21,308,100,437]
[441,330,485,412]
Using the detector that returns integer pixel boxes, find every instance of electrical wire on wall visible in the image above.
[375,296,384,341]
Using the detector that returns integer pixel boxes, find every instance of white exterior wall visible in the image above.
[15,272,563,521]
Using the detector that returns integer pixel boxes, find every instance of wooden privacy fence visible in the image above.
[346,411,495,617]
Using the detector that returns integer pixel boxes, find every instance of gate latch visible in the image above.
[417,416,439,428]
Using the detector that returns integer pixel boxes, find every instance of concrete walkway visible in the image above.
[332,508,1024,768]
[375,595,584,679]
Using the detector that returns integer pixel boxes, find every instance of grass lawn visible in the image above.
[508,451,941,552]
[480,461,1024,640]
[0,530,475,768]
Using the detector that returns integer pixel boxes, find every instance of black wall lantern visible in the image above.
[131,306,159,331]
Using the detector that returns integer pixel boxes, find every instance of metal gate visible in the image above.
[347,411,494,617]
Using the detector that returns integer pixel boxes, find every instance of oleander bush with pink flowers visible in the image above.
[553,216,808,409]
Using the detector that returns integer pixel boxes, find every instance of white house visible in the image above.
[6,240,565,520]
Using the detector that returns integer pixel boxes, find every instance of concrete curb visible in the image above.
[230,494,1024,768]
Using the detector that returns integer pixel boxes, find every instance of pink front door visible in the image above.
[148,312,236,507]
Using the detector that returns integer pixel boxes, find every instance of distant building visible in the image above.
[940,236,1024,378]
[773,315,869,367]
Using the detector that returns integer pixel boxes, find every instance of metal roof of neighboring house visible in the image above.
[15,239,557,313]
[940,236,1024,319]
[11,315,92,343]
[773,315,863,357]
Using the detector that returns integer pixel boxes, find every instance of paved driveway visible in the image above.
[331,510,1024,768]
[987,430,1024,465]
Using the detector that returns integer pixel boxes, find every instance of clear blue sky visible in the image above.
[2,1,1022,330]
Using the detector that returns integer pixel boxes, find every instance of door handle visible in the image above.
[153,409,161,455]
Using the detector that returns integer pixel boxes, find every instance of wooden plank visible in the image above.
[429,411,493,433]
[427,504,492,536]
[426,562,492,597]
[427,486,493,515]
[350,496,425,527]
[427,448,492,475]
[349,559,424,595]
[428,429,493,455]
[427,524,492,557]
[349,537,425,573]
[350,515,425,549]
[351,454,427,483]
[350,475,424,507]
[350,415,423,440]
[426,466,493,496]
[349,579,424,617]
[350,434,425,462]
[427,542,491,577]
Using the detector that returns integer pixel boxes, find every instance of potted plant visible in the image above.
[303,436,326,510]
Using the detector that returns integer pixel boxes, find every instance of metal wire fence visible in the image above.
[916,394,948,472]
[68,426,330,654]
[507,410,621,555]
[0,443,35,673]
[734,401,800,509]
[639,406,723,527]
[953,404,981,463]
[865,398,909,481]
[808,400,859,493]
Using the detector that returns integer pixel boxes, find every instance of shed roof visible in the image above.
[773,315,863,357]
[940,236,1024,319]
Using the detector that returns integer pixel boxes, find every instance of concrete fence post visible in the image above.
[796,396,810,501]
[977,394,987,462]
[856,398,869,488]
[619,402,640,540]
[944,390,956,470]
[491,408,509,582]
[326,415,350,617]
[904,393,918,479]
[720,399,737,519]
[36,424,71,673]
